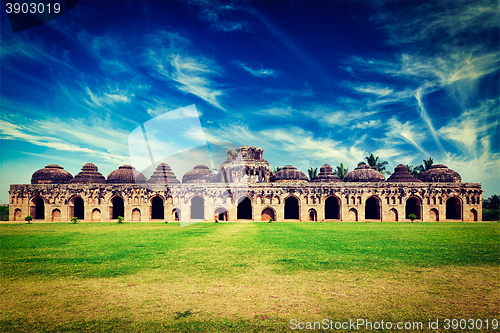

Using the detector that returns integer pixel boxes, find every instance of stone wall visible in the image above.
[8,181,483,222]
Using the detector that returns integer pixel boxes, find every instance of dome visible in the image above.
[182,165,215,183]
[147,163,181,184]
[418,164,461,183]
[272,165,308,182]
[344,164,385,182]
[70,163,106,183]
[386,164,422,183]
[311,164,342,183]
[107,165,147,183]
[31,164,73,184]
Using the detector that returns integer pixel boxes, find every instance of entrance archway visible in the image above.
[365,197,380,220]
[73,197,84,220]
[214,208,228,221]
[348,208,358,222]
[470,208,478,222]
[446,197,461,220]
[92,208,101,222]
[173,208,181,221]
[308,209,317,221]
[132,208,141,222]
[35,197,45,219]
[237,197,252,220]
[388,208,398,222]
[14,209,22,221]
[325,196,340,219]
[284,196,299,219]
[151,196,164,219]
[261,207,275,221]
[191,196,204,220]
[405,197,421,220]
[112,196,124,219]
[52,209,61,222]
[429,208,439,221]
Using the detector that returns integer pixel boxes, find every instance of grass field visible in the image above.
[1,222,499,332]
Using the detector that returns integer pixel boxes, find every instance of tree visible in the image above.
[406,165,421,179]
[408,214,417,223]
[117,216,124,223]
[334,163,349,181]
[25,215,32,224]
[307,167,318,181]
[421,157,434,171]
[363,154,390,177]
[71,217,78,224]
[272,166,282,174]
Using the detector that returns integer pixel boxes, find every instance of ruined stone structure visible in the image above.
[8,146,483,222]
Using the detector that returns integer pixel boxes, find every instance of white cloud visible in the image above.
[233,60,277,78]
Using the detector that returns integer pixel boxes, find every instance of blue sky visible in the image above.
[1,0,499,204]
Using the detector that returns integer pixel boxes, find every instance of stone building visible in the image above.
[8,146,482,222]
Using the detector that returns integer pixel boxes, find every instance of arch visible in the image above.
[308,209,317,221]
[214,207,228,221]
[191,196,204,220]
[446,197,462,220]
[348,208,358,222]
[261,207,275,221]
[470,208,478,222]
[471,197,476,204]
[237,196,252,220]
[132,208,141,222]
[172,208,181,221]
[14,208,22,221]
[325,196,340,220]
[365,196,380,220]
[72,197,84,220]
[388,208,398,222]
[111,196,124,219]
[405,196,421,220]
[92,208,101,222]
[429,208,439,222]
[51,209,61,222]
[151,196,164,220]
[34,197,45,220]
[284,196,299,220]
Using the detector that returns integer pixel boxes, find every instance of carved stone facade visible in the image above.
[8,146,483,222]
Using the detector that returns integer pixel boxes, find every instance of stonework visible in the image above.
[8,146,483,222]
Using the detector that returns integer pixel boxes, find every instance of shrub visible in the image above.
[269,217,273,223]
[409,214,417,223]
[71,217,78,224]
[25,215,32,224]
[0,205,8,221]
[117,216,124,223]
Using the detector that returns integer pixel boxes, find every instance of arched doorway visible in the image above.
[52,209,61,222]
[214,208,228,221]
[405,197,421,220]
[470,208,478,222]
[112,196,124,219]
[73,197,84,220]
[348,208,358,222]
[237,197,252,220]
[388,208,398,222]
[325,196,340,219]
[365,197,380,220]
[173,208,181,221]
[429,208,439,222]
[151,196,164,220]
[446,197,461,220]
[132,208,141,222]
[92,208,101,222]
[35,197,45,220]
[308,209,317,221]
[284,196,299,219]
[261,207,275,221]
[14,209,22,221]
[191,196,204,220]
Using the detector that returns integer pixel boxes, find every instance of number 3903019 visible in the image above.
[5,2,61,14]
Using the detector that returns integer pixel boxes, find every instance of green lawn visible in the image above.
[1,222,499,332]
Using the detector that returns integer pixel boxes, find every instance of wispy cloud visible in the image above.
[144,31,226,110]
[233,60,277,78]
[189,0,248,32]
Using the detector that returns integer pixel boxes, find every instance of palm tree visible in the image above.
[334,163,349,181]
[406,165,421,179]
[421,157,433,171]
[363,153,390,177]
[272,166,282,174]
[307,167,318,181]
